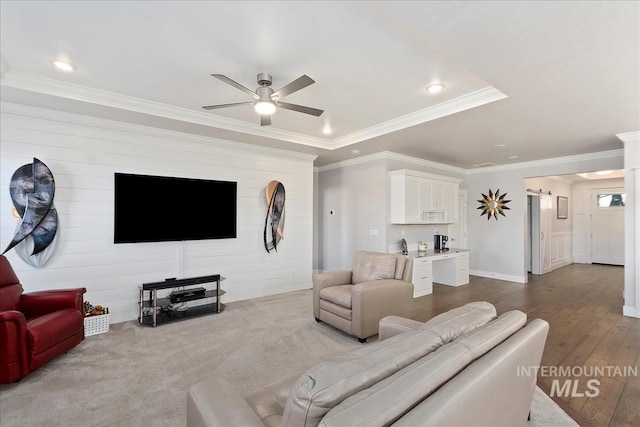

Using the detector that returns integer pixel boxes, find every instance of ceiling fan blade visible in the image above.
[277,101,324,117]
[211,74,259,99]
[260,115,271,127]
[202,101,253,110]
[271,75,315,99]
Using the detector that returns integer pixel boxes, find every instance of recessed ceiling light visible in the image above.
[51,59,77,72]
[508,155,519,159]
[350,149,360,155]
[322,125,333,135]
[493,144,506,148]
[426,82,446,94]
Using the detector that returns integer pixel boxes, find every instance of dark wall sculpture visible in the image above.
[3,158,58,267]
[264,180,285,253]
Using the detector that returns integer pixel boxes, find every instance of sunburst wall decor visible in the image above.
[477,189,511,220]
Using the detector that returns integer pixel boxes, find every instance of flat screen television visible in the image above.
[114,173,237,243]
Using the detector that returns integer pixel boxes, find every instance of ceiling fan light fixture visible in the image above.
[426,82,446,94]
[255,100,276,115]
[51,58,77,72]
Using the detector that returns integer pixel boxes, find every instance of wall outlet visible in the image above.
[369,228,379,236]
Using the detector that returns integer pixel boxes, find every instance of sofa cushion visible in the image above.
[281,329,442,427]
[281,303,498,427]
[319,300,352,321]
[317,310,527,427]
[319,344,471,427]
[351,252,397,285]
[319,285,353,309]
[392,255,407,280]
[421,301,496,343]
[457,310,527,358]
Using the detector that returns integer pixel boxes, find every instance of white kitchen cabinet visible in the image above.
[390,174,422,223]
[412,257,433,298]
[389,170,463,224]
[443,181,458,223]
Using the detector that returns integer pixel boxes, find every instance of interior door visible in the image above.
[591,188,625,265]
[530,194,552,275]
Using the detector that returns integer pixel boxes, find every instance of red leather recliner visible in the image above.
[0,255,86,383]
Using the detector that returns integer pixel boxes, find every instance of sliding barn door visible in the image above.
[539,194,553,274]
[530,194,553,275]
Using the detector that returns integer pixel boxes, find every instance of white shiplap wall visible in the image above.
[0,103,316,324]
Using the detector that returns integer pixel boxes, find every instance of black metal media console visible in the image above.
[138,274,225,327]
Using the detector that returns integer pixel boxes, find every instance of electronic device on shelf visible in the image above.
[139,274,225,327]
[434,234,449,251]
[169,287,206,303]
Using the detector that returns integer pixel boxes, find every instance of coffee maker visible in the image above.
[434,234,449,251]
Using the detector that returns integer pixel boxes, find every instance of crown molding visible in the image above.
[388,169,464,184]
[324,86,507,149]
[546,175,578,184]
[464,149,624,175]
[0,101,318,162]
[0,69,331,149]
[0,70,506,153]
[317,149,625,176]
[617,130,640,144]
[316,151,467,175]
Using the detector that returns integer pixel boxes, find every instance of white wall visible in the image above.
[316,152,465,271]
[0,103,316,324]
[317,159,388,271]
[466,151,624,283]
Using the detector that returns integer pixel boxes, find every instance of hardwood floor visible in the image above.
[411,263,639,427]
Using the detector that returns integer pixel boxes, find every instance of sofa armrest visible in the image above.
[187,377,265,427]
[351,280,414,339]
[314,271,352,290]
[313,271,352,318]
[21,288,86,319]
[379,316,423,341]
[0,310,30,382]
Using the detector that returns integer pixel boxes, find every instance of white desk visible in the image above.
[408,249,470,298]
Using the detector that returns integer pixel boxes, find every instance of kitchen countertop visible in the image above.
[406,248,469,259]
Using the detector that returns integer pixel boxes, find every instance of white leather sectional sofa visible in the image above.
[187,301,549,426]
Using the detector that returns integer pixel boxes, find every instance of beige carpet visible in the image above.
[0,289,576,426]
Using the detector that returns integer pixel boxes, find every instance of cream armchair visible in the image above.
[313,251,414,342]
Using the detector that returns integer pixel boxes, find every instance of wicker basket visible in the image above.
[84,314,110,336]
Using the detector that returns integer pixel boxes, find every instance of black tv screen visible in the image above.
[114,173,237,243]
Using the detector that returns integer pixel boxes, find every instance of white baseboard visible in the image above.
[551,257,573,270]
[470,270,527,284]
[623,305,639,318]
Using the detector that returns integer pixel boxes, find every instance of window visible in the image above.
[597,193,625,207]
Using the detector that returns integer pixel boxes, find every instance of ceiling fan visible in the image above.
[202,73,324,126]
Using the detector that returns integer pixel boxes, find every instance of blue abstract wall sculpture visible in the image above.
[3,158,58,267]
